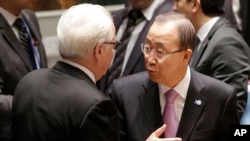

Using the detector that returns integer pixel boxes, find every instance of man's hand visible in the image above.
[146,124,182,141]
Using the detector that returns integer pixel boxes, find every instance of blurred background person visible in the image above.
[174,0,250,118]
[98,0,175,93]
[59,0,124,9]
[0,0,47,140]
[33,0,62,11]
[12,4,120,141]
[224,0,250,46]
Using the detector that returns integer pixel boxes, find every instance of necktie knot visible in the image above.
[129,9,143,20]
[165,89,178,104]
[127,9,144,26]
[14,18,26,32]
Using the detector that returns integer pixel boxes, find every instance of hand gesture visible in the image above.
[146,124,182,141]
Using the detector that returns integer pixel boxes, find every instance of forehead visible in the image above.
[147,22,179,45]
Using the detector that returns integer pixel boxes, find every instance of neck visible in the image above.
[192,11,214,33]
[0,3,21,16]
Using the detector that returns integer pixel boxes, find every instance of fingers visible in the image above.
[152,124,167,137]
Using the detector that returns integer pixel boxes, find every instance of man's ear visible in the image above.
[192,0,200,12]
[184,48,193,63]
[94,43,102,60]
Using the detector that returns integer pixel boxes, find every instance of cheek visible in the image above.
[107,50,114,65]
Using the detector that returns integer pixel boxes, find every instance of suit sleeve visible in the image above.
[79,99,120,141]
[207,34,249,117]
[218,88,240,140]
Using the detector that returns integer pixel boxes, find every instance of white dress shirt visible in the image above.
[62,59,96,83]
[159,67,191,121]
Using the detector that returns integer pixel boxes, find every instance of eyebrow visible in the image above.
[146,38,165,47]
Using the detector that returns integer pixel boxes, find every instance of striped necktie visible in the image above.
[14,18,37,69]
[106,9,144,90]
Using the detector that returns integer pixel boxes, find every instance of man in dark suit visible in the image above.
[174,0,250,118]
[224,0,250,46]
[12,4,120,141]
[0,0,47,140]
[109,12,239,141]
[98,0,175,92]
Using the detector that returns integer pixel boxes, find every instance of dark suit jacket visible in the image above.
[12,61,120,141]
[190,17,250,117]
[98,0,174,92]
[0,9,47,140]
[109,70,239,141]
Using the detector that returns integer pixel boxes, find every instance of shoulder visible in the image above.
[191,70,235,94]
[109,71,151,98]
[112,71,149,88]
[21,9,36,18]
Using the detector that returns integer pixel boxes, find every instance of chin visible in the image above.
[148,73,159,83]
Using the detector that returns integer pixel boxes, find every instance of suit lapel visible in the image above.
[191,17,227,67]
[112,8,128,33]
[176,70,207,140]
[0,13,33,71]
[138,81,163,135]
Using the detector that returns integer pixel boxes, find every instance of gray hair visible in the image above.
[57,3,114,59]
[154,12,196,51]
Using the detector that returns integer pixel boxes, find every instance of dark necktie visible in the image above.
[14,18,37,69]
[162,89,179,137]
[106,9,144,88]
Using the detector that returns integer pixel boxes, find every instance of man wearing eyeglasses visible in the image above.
[109,12,239,141]
[97,0,175,93]
[12,4,120,141]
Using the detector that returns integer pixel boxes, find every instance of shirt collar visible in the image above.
[158,66,191,100]
[0,7,19,26]
[62,59,96,84]
[197,17,220,43]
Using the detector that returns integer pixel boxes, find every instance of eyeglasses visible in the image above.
[141,43,186,59]
[102,41,121,49]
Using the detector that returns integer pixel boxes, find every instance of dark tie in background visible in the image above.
[162,89,179,137]
[14,18,37,69]
[106,9,144,88]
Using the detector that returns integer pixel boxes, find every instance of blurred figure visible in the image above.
[59,0,124,9]
[0,0,47,140]
[109,12,239,141]
[12,4,120,141]
[98,0,175,93]
[224,0,250,46]
[33,0,62,11]
[174,0,250,117]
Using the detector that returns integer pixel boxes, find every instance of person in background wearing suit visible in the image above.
[98,0,175,93]
[12,4,120,141]
[109,12,239,141]
[174,0,250,118]
[224,0,250,46]
[0,0,47,140]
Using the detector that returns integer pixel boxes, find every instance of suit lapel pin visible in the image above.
[194,99,202,106]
